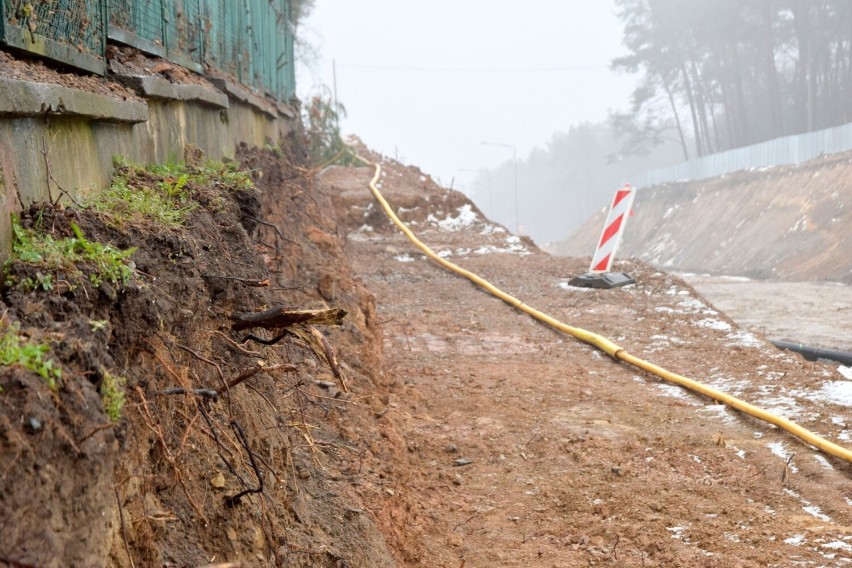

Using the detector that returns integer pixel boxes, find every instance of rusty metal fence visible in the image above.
[0,0,295,101]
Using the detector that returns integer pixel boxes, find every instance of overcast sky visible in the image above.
[297,1,637,195]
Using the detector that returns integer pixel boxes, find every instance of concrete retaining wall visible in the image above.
[0,73,297,256]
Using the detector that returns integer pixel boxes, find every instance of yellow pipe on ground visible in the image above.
[353,153,852,464]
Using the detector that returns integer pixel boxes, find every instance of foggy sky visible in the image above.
[297,1,637,198]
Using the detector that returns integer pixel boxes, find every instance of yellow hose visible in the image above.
[354,153,852,464]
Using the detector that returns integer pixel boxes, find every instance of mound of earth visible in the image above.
[547,150,852,283]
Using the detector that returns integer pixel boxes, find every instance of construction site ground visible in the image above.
[1,140,851,567]
[325,154,852,567]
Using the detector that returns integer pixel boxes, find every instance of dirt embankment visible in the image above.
[548,151,852,283]
[325,151,852,567]
[0,142,409,566]
[3,138,852,568]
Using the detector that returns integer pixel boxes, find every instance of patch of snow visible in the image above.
[784,489,831,522]
[419,175,427,182]
[427,204,478,231]
[708,376,752,397]
[803,505,831,522]
[813,381,852,407]
[785,534,806,546]
[652,334,681,344]
[699,404,737,424]
[480,224,506,235]
[812,454,833,470]
[695,318,732,332]
[831,416,846,427]
[838,366,852,380]
[437,249,453,258]
[766,442,798,473]
[394,254,415,263]
[473,236,530,256]
[648,234,674,265]
[348,225,377,242]
[725,330,763,348]
[667,526,688,542]
[677,298,715,314]
[559,281,596,292]
[655,384,699,403]
[788,216,808,233]
[822,541,852,553]
[757,394,802,419]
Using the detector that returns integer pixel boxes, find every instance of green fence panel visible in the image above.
[0,0,294,100]
[163,0,202,72]
[108,0,166,58]
[1,0,107,75]
[280,0,295,99]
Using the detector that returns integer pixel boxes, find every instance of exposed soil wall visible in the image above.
[0,141,406,567]
[547,150,852,283]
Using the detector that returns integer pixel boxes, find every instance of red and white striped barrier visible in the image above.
[589,185,635,273]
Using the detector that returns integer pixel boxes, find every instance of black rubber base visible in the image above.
[568,272,635,289]
[771,341,852,366]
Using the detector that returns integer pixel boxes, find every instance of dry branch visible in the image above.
[229,306,346,332]
[309,326,348,393]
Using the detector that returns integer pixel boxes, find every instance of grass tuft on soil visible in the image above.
[5,216,135,292]
[85,156,254,228]
[0,319,61,390]
[100,371,125,422]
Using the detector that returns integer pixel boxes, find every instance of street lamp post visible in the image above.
[481,141,519,234]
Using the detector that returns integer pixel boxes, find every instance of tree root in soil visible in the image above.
[230,306,349,393]
[229,306,346,331]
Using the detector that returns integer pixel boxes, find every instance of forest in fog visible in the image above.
[472,0,852,244]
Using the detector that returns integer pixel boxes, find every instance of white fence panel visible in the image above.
[632,121,852,188]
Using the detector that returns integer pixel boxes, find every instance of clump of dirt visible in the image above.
[0,141,403,566]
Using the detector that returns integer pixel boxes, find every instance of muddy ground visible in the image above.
[1,140,851,567]
[326,150,852,566]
